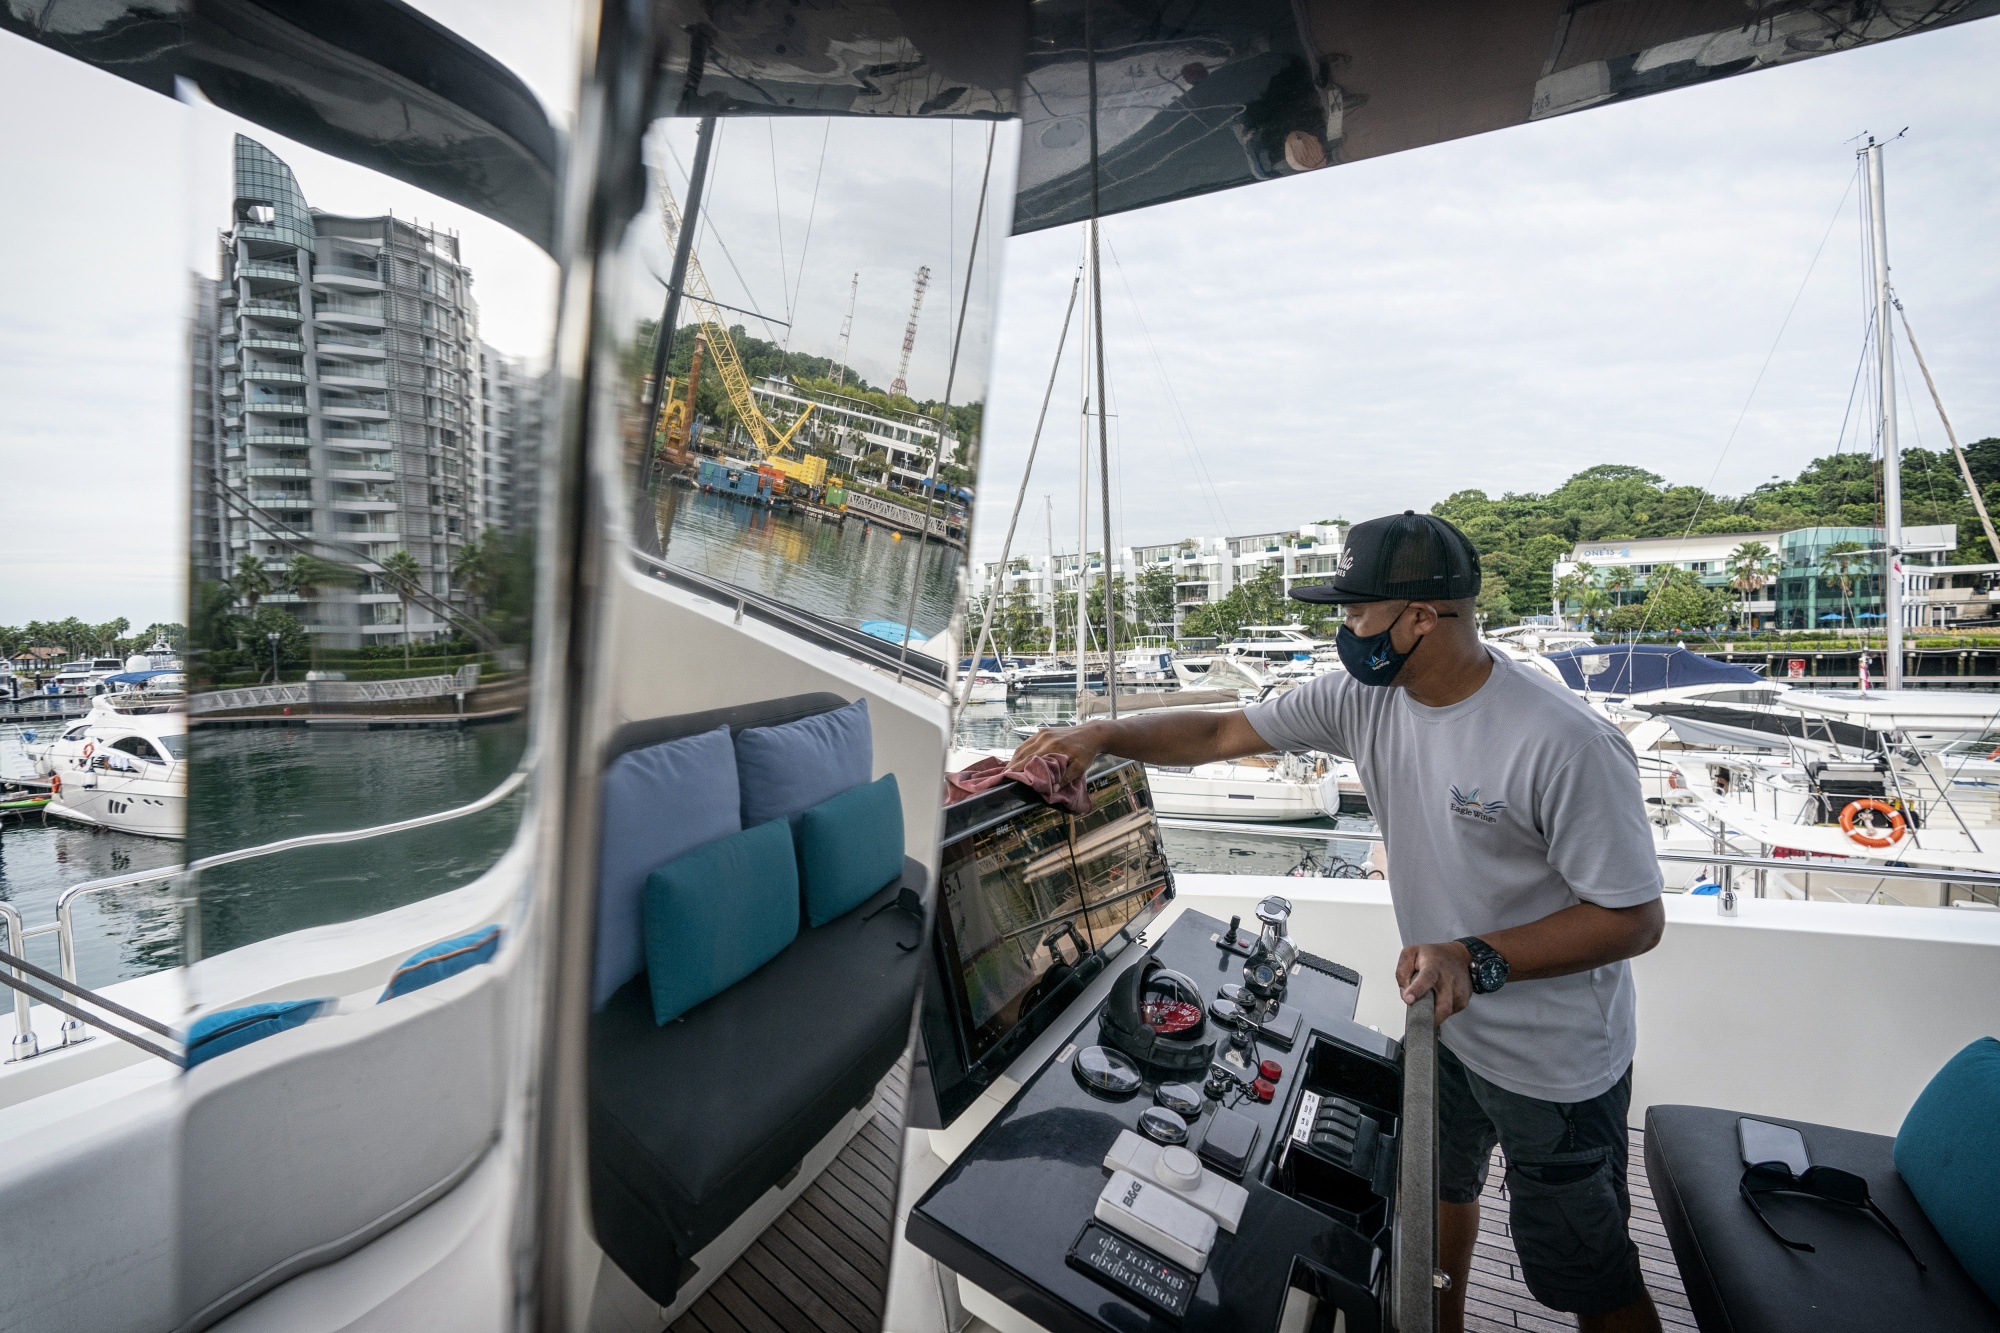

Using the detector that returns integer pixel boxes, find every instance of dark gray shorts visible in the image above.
[1437,1044,1649,1316]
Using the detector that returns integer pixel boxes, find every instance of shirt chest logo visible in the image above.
[1449,785,1506,824]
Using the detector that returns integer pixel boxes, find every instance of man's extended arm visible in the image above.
[1397,899,1665,1021]
[1011,709,1271,776]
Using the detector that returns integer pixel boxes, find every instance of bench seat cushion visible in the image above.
[1644,1104,2000,1333]
[589,858,927,1305]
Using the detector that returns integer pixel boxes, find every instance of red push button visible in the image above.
[1258,1059,1281,1083]
[1251,1077,1276,1102]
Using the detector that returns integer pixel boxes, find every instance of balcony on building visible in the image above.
[244,464,314,480]
[315,295,387,329]
[242,395,308,415]
[241,361,307,384]
[312,259,385,292]
[242,430,310,448]
[320,396,392,421]
[241,295,302,323]
[239,261,300,284]
[240,332,304,354]
[318,360,388,387]
[317,331,389,360]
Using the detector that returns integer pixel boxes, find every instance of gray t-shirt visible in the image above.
[1245,651,1661,1102]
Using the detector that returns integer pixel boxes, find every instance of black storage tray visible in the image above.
[1266,1024,1404,1242]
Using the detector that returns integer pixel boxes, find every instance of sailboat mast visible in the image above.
[1046,495,1057,656]
[1865,138,1903,688]
[1076,232,1091,709]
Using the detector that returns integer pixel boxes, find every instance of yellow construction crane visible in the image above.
[653,174,818,468]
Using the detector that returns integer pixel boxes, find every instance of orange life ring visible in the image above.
[80,742,94,761]
[1839,799,1906,848]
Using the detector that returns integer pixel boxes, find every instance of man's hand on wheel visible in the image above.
[1011,721,1105,783]
[1397,941,1474,1021]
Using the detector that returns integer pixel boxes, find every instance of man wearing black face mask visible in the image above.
[1013,510,1666,1333]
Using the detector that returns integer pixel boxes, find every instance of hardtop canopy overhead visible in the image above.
[647,0,2000,233]
[10,0,1994,250]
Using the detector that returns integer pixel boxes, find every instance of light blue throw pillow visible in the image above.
[795,774,905,927]
[642,819,800,1025]
[380,925,502,1002]
[594,725,740,1010]
[1895,1035,2000,1304]
[735,698,872,830]
[184,998,333,1070]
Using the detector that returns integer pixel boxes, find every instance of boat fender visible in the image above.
[49,773,60,796]
[1839,798,1906,848]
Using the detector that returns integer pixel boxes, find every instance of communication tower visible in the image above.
[835,272,858,387]
[889,265,930,398]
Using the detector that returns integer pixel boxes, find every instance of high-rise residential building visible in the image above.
[476,343,543,535]
[210,134,480,646]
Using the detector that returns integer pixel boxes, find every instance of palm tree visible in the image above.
[232,553,271,617]
[1818,541,1869,634]
[1725,540,1778,631]
[381,549,423,669]
[451,533,490,618]
[1601,565,1637,610]
[1552,572,1586,626]
[285,554,348,625]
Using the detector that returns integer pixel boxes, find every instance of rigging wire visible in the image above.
[662,129,788,341]
[1633,163,1857,639]
[953,267,1087,722]
[896,123,1000,684]
[767,121,790,328]
[783,120,833,354]
[1101,232,1234,537]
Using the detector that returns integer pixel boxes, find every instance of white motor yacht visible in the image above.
[25,690,187,838]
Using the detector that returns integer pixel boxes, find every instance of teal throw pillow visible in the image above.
[643,819,800,1025]
[1895,1035,2000,1304]
[380,925,502,1002]
[796,773,904,928]
[184,998,333,1070]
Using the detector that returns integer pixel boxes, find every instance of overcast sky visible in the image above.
[2,11,1995,628]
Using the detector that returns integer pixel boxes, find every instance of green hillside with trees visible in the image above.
[1434,441,2000,624]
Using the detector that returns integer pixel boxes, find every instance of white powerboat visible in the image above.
[25,690,187,838]
[1147,752,1329,821]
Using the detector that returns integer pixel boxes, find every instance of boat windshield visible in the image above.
[157,733,186,760]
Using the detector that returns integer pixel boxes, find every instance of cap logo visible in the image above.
[1336,549,1355,575]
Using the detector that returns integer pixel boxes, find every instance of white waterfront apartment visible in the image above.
[746,377,954,492]
[1554,525,1959,629]
[974,522,1347,635]
[205,135,495,646]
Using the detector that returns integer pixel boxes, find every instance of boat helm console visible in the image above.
[910,771,1410,1333]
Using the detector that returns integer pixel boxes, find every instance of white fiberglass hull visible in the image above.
[46,780,184,838]
[1145,764,1326,822]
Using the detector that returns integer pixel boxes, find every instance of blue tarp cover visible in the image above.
[1544,644,1762,695]
[102,670,180,685]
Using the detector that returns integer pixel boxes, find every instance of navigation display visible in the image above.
[936,761,1172,1066]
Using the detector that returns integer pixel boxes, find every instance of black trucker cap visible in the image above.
[1289,511,1482,604]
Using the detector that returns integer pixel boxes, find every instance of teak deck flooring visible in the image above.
[668,1061,908,1333]
[1463,1128,1697,1332]
[672,1079,1693,1333]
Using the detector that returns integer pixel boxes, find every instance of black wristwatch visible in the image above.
[1457,937,1509,995]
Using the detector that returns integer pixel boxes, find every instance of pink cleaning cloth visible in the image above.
[944,754,1091,815]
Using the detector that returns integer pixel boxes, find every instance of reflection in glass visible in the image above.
[622,115,1014,653]
[184,130,546,959]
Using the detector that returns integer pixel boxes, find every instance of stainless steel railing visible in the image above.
[1157,816,2000,903]
[0,767,528,1063]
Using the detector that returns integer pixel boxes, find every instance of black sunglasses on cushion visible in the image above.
[1738,1160,1927,1272]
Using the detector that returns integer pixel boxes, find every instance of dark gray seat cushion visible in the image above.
[1645,1104,2000,1333]
[589,859,926,1305]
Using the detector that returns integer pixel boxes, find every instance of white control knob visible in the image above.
[1156,1146,1203,1192]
